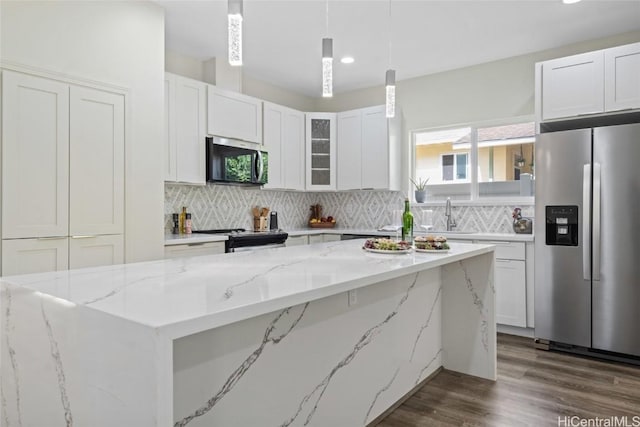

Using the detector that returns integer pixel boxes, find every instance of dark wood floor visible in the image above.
[379,333,640,426]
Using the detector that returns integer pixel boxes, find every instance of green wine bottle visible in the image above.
[401,198,414,244]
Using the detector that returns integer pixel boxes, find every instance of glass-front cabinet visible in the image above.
[305,113,336,190]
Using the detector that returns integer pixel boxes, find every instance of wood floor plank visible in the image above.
[377,333,640,427]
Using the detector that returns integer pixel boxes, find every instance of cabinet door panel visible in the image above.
[70,86,124,235]
[263,103,284,189]
[2,71,69,238]
[2,238,69,276]
[69,234,124,269]
[164,74,177,181]
[164,242,225,259]
[541,51,604,120]
[175,78,206,184]
[207,86,262,143]
[283,110,305,191]
[337,110,362,190]
[604,42,640,112]
[361,106,388,189]
[306,113,336,191]
[495,259,526,327]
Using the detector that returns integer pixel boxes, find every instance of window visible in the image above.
[441,153,469,181]
[413,120,535,201]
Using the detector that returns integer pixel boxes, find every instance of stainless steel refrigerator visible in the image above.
[535,122,640,359]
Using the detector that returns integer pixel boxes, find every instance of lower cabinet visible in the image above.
[2,235,125,275]
[164,241,225,259]
[491,241,527,328]
[495,259,527,327]
[2,238,69,276]
[308,234,340,244]
[69,235,124,269]
[285,235,308,247]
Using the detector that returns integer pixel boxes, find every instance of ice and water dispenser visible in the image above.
[545,206,579,246]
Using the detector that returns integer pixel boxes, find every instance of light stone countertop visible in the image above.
[2,239,494,339]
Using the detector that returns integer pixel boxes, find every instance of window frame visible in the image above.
[410,115,536,204]
[439,151,470,183]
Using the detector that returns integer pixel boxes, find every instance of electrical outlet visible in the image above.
[348,289,357,306]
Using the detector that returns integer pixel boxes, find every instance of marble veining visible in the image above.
[415,349,443,386]
[175,302,309,427]
[280,272,420,426]
[409,286,442,362]
[364,367,401,424]
[3,287,23,427]
[41,303,73,426]
[458,260,490,352]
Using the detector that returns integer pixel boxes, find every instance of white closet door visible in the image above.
[69,86,125,236]
[2,238,69,276]
[2,71,69,238]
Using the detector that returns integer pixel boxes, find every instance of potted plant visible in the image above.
[410,177,430,203]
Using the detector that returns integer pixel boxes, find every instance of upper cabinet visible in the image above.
[164,72,206,184]
[537,42,640,122]
[207,86,263,144]
[604,43,640,112]
[337,105,401,191]
[263,102,305,191]
[306,113,337,191]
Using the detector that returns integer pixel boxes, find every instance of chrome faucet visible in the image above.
[445,197,457,231]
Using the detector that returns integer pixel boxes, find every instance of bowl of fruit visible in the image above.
[309,204,336,228]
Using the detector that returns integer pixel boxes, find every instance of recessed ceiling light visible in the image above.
[562,0,581,4]
[340,56,355,64]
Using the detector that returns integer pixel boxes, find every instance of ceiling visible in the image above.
[158,0,640,98]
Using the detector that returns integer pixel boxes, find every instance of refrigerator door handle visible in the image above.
[593,162,601,281]
[583,164,591,281]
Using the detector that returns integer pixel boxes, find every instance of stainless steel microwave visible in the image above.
[205,136,268,186]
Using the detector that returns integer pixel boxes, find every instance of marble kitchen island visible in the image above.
[1,240,496,426]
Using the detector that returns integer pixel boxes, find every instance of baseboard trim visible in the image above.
[497,324,535,338]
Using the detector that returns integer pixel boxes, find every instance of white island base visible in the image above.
[1,240,495,426]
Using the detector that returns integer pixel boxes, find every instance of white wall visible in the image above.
[315,30,640,132]
[1,1,165,263]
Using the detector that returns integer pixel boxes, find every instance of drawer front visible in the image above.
[164,242,225,259]
[488,241,525,260]
[285,235,308,246]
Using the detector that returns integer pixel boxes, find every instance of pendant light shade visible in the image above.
[322,38,333,98]
[228,0,243,66]
[385,69,396,118]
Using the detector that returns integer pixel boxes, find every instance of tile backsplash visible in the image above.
[165,183,534,234]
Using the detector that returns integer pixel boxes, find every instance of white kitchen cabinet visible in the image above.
[263,102,305,191]
[1,70,126,275]
[2,238,69,276]
[308,234,340,244]
[285,235,308,247]
[604,42,640,112]
[336,105,400,191]
[337,109,362,190]
[322,234,341,242]
[2,70,70,239]
[540,51,604,121]
[165,73,206,184]
[490,241,527,328]
[69,235,124,269]
[70,86,125,235]
[306,113,337,191]
[164,241,225,259]
[207,85,262,144]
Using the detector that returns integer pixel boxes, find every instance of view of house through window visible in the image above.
[414,122,535,200]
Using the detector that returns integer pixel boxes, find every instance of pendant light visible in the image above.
[322,0,333,97]
[385,0,395,118]
[228,0,243,66]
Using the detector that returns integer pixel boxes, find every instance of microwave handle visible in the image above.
[256,151,264,182]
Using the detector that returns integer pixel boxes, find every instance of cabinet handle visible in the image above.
[37,236,67,241]
[71,235,97,239]
[187,243,206,247]
[496,259,512,263]
[488,241,510,245]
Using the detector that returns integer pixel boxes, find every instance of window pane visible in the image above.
[442,154,454,181]
[477,122,535,198]
[456,153,468,179]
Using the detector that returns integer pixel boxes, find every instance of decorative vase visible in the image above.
[414,190,427,203]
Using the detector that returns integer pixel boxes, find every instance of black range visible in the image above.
[192,228,288,253]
